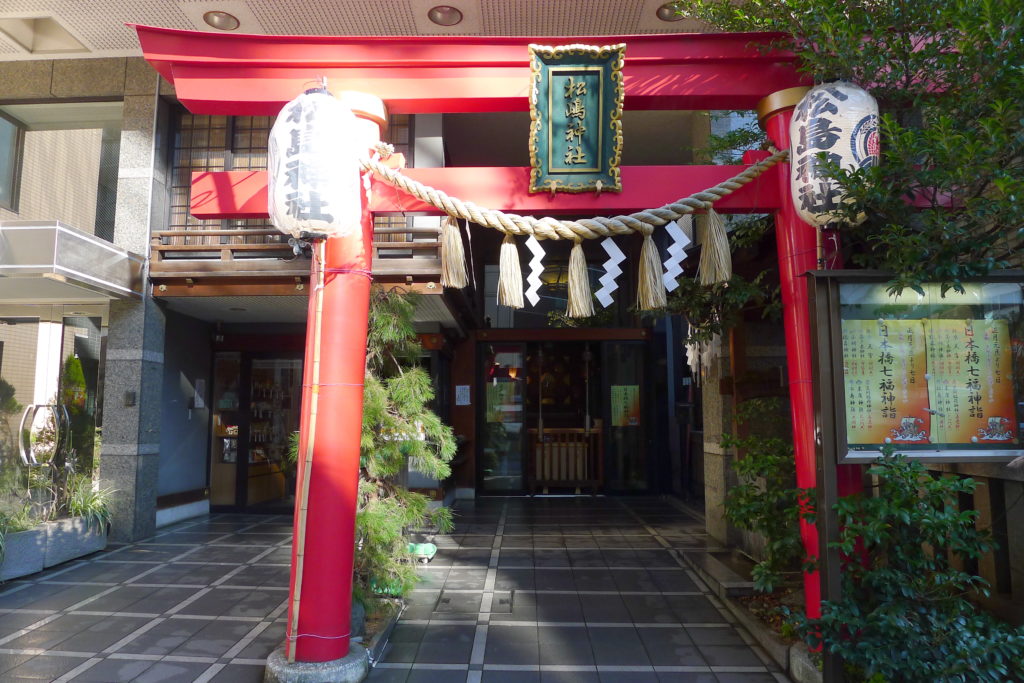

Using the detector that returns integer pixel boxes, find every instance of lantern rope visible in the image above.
[358,148,789,241]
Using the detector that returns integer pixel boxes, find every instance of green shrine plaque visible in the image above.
[529,43,625,194]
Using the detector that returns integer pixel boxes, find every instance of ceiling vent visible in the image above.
[0,17,88,54]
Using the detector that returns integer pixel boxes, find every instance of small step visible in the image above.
[682,549,756,598]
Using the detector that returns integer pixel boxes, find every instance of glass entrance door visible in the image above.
[480,343,526,492]
[603,341,649,491]
[0,304,105,516]
[209,352,302,511]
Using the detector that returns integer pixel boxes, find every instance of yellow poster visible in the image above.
[486,381,520,423]
[610,384,640,427]
[923,319,1017,444]
[842,319,931,445]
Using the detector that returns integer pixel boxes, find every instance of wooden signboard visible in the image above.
[809,271,1024,463]
[528,43,625,194]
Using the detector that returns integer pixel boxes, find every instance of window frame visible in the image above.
[0,109,25,212]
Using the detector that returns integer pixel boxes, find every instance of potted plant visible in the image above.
[0,503,45,581]
[43,473,111,567]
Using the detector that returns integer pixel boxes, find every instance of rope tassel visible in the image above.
[636,230,667,310]
[697,208,732,285]
[440,216,469,289]
[567,240,594,318]
[497,233,524,309]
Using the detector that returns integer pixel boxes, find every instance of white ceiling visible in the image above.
[0,1,709,60]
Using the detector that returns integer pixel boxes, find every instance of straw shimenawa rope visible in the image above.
[360,149,786,241]
[359,147,788,309]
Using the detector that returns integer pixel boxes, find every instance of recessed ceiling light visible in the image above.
[656,1,686,22]
[203,10,240,31]
[427,5,463,27]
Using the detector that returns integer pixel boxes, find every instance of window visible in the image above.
[0,101,121,236]
[0,113,23,211]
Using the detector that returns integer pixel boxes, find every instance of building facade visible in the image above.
[0,3,1020,626]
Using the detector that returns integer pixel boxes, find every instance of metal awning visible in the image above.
[0,221,144,303]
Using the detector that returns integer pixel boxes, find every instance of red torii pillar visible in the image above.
[759,88,863,621]
[268,92,386,680]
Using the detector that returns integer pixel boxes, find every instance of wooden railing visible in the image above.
[527,427,603,495]
[149,225,442,281]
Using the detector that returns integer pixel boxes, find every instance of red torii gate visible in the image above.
[134,24,851,673]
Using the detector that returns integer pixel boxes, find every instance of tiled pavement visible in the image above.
[0,515,291,682]
[0,500,788,683]
[369,498,788,683]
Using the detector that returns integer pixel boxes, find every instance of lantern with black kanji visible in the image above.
[268,88,363,239]
[789,81,880,227]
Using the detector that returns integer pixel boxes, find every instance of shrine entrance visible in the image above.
[478,337,651,495]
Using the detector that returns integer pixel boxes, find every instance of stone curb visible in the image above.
[364,598,404,666]
[681,552,822,683]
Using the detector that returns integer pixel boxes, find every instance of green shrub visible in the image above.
[65,474,112,533]
[792,450,1024,682]
[291,287,455,601]
[723,399,808,593]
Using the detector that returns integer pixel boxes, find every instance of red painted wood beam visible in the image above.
[133,25,809,115]
[190,165,784,219]
[167,63,804,115]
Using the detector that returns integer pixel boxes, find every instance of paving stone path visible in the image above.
[0,499,788,682]
[0,515,290,682]
[369,497,788,683]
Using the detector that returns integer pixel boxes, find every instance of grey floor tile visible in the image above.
[6,654,88,679]
[406,668,467,682]
[600,673,659,683]
[485,636,540,665]
[588,627,651,666]
[542,671,599,683]
[59,628,143,652]
[637,627,703,666]
[622,595,678,624]
[209,663,266,682]
[656,674,717,683]
[582,595,632,623]
[538,625,594,665]
[573,569,617,591]
[0,653,37,675]
[666,596,728,624]
[482,672,540,683]
[365,666,409,682]
[131,660,213,682]
[379,641,419,663]
[534,569,575,591]
[170,619,259,657]
[698,644,764,667]
[2,628,75,651]
[68,658,155,681]
[535,594,583,622]
[650,570,698,592]
[495,569,534,591]
[388,622,427,644]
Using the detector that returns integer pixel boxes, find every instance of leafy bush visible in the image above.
[290,287,455,600]
[690,0,1024,294]
[356,287,455,599]
[65,474,112,533]
[723,398,808,592]
[792,450,1024,682]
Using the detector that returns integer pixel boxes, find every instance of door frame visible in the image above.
[208,349,303,513]
[473,328,652,496]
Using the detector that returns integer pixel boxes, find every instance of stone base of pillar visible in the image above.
[263,645,369,683]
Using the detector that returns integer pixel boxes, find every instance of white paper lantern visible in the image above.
[789,81,880,227]
[267,88,363,239]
